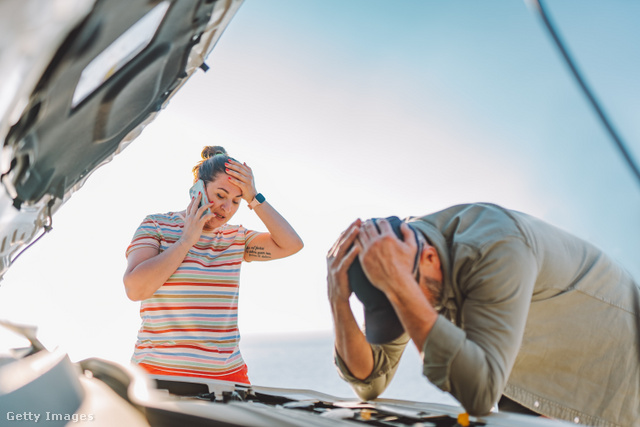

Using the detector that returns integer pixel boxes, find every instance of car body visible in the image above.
[1,333,573,427]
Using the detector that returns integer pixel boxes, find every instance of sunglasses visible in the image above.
[411,231,424,283]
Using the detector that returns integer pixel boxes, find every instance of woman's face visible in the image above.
[203,173,242,229]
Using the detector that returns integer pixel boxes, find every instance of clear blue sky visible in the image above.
[1,0,638,369]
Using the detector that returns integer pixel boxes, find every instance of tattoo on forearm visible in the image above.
[246,246,272,259]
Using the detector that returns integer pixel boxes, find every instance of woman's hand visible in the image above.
[225,159,258,203]
[327,219,362,304]
[180,192,213,247]
[124,195,212,301]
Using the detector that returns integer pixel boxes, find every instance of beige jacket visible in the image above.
[336,203,640,427]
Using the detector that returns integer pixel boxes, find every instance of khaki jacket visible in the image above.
[336,203,640,427]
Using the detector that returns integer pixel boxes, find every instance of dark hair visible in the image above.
[192,146,233,183]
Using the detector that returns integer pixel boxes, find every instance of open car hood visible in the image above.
[0,0,242,279]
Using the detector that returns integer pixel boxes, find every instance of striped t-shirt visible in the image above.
[126,212,258,379]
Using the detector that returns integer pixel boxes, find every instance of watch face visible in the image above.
[256,193,265,203]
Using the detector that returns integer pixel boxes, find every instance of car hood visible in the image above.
[0,341,577,427]
[0,0,242,279]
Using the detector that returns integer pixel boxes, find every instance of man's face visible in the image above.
[414,233,443,307]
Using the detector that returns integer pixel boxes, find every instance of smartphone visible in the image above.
[188,179,212,215]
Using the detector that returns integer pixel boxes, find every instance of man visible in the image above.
[327,203,639,426]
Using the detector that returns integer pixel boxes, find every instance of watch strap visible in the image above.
[248,193,265,210]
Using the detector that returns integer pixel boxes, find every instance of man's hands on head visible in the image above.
[327,217,438,366]
[355,218,438,353]
[356,219,417,298]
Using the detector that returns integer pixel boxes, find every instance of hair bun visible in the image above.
[202,145,227,160]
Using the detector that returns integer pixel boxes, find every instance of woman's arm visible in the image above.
[244,201,304,261]
[225,159,303,261]
[123,194,213,301]
[123,243,189,301]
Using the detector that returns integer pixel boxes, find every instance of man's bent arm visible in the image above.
[334,331,410,401]
[331,298,374,380]
[328,218,409,401]
[394,239,537,415]
[384,270,439,352]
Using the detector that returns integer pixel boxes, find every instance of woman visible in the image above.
[123,146,303,383]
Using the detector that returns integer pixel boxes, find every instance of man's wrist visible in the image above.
[384,271,420,306]
[330,295,351,309]
[330,295,355,321]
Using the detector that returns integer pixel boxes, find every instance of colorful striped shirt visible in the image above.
[126,212,259,379]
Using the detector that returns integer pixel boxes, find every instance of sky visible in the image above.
[0,0,639,376]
